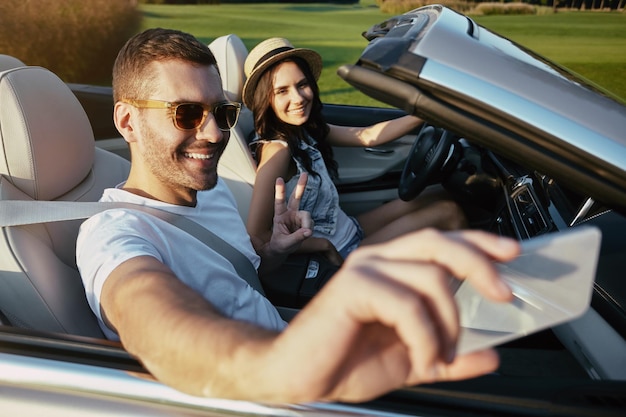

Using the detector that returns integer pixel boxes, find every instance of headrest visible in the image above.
[0,54,25,72]
[0,66,94,201]
[208,34,248,103]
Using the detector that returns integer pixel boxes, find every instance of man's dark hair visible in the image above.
[113,28,217,103]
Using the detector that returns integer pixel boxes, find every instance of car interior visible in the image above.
[0,33,357,336]
[1,23,625,416]
[0,59,130,337]
[0,34,299,337]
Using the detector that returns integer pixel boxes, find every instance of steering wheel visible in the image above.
[398,124,457,201]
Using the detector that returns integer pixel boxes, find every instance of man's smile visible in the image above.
[184,152,214,160]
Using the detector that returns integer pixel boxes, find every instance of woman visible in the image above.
[243,37,466,265]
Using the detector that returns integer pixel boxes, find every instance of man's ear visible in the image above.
[114,101,138,144]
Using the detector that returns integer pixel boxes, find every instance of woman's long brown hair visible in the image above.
[249,57,338,179]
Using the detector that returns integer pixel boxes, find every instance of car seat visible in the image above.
[0,65,130,337]
[208,34,257,223]
[0,54,25,71]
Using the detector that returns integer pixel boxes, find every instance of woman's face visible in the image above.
[270,60,314,126]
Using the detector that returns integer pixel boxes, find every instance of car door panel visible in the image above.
[323,104,416,214]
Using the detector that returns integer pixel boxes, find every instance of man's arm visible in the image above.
[272,229,518,402]
[102,229,519,403]
[101,255,279,397]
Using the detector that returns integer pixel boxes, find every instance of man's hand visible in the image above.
[106,228,521,405]
[268,173,313,255]
[257,229,520,403]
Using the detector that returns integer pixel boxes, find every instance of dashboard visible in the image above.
[446,139,626,345]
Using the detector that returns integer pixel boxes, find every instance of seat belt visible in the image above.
[0,200,264,296]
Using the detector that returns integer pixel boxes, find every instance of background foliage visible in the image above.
[0,1,623,104]
[0,0,140,85]
[136,1,626,103]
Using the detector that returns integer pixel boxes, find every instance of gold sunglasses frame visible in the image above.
[121,99,241,131]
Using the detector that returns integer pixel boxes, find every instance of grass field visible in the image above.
[474,11,626,102]
[138,2,626,105]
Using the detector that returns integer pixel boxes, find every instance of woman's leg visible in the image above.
[356,185,466,246]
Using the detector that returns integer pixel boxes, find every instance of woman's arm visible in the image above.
[254,175,313,275]
[247,141,293,247]
[296,236,344,265]
[248,142,342,266]
[327,115,423,147]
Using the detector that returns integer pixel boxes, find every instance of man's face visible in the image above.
[130,60,229,205]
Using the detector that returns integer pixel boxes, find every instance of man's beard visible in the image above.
[141,119,225,193]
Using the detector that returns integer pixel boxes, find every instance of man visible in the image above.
[77,28,520,404]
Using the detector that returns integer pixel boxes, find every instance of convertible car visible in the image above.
[1,4,625,416]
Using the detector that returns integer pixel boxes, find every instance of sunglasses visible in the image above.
[122,99,241,131]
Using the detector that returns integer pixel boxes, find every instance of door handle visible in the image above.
[364,147,393,155]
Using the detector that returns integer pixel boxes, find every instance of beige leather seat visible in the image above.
[0,66,130,337]
[209,34,257,223]
[0,54,25,71]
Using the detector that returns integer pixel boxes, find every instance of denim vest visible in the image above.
[285,139,339,236]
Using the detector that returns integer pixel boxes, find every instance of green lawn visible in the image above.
[138,3,626,105]
[473,11,626,102]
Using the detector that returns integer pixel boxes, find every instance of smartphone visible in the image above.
[455,225,602,355]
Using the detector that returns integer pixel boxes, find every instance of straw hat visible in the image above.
[242,37,322,108]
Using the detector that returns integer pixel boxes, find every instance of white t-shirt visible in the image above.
[77,179,286,340]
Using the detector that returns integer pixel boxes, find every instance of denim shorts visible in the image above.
[338,216,364,259]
